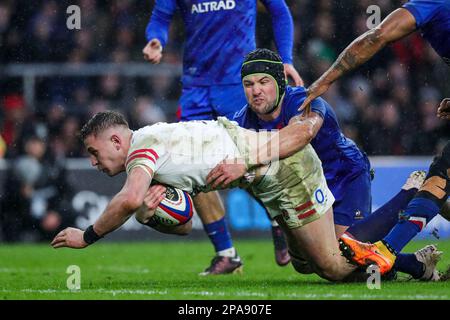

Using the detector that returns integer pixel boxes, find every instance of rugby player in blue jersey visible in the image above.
[142,0,303,275]
[296,0,449,279]
[207,48,442,280]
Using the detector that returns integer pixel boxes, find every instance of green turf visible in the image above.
[0,239,449,300]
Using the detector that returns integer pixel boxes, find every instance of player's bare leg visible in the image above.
[195,191,243,275]
[275,208,357,281]
[285,223,353,275]
[334,225,349,238]
[194,191,225,224]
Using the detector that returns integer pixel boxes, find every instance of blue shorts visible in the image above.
[332,170,372,226]
[179,84,247,121]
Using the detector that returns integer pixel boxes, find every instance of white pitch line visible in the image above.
[0,266,151,273]
[0,289,448,300]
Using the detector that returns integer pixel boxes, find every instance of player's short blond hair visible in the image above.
[79,110,129,141]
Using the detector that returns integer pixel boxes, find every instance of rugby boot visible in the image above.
[199,253,243,276]
[338,233,395,275]
[414,244,442,281]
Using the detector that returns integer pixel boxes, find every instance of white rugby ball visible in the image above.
[153,186,194,226]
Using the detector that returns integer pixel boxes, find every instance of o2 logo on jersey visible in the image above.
[315,189,325,204]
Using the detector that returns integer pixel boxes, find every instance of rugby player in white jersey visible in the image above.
[51,110,394,282]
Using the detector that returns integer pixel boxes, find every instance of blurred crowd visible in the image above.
[0,0,449,242]
[1,0,449,161]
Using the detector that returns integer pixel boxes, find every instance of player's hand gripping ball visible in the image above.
[153,186,194,226]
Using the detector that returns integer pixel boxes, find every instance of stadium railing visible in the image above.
[3,62,182,111]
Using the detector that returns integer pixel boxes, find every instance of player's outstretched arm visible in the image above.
[207,157,248,190]
[298,8,417,114]
[251,112,323,166]
[51,167,153,249]
[207,113,323,189]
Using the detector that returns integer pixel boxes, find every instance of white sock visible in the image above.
[217,247,236,257]
[271,219,279,227]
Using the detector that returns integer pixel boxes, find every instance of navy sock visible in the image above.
[394,253,424,279]
[271,226,287,250]
[346,189,416,242]
[384,197,440,253]
[203,217,233,252]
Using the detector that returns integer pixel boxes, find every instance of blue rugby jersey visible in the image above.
[233,86,370,202]
[403,0,450,65]
[145,0,294,86]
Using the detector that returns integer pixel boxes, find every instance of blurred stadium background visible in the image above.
[0,0,449,244]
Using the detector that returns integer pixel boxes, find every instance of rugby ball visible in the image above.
[153,186,194,226]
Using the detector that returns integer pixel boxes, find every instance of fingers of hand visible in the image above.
[221,177,234,189]
[305,105,311,117]
[51,234,66,247]
[438,100,447,110]
[150,184,166,194]
[283,64,303,86]
[445,99,450,109]
[298,98,310,112]
[148,186,165,198]
[299,103,311,116]
[52,241,68,249]
[150,39,161,49]
[142,48,161,63]
[290,72,303,87]
[207,166,221,184]
[437,100,450,119]
[212,174,228,189]
[145,190,166,209]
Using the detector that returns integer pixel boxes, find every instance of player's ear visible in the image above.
[111,134,121,150]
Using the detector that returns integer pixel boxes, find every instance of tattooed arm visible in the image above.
[299,8,417,113]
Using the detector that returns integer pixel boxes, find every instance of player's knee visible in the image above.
[291,256,314,274]
[314,261,347,282]
[318,267,346,282]
[290,252,345,281]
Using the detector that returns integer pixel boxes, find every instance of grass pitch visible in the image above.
[0,239,449,300]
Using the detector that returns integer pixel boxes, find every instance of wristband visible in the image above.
[83,225,103,244]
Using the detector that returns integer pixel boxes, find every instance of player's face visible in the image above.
[84,132,123,176]
[243,74,277,114]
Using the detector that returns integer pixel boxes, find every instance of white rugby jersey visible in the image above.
[125,120,242,194]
